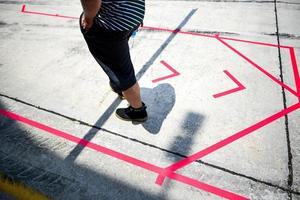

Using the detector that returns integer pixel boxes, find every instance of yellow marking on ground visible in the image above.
[0,173,49,200]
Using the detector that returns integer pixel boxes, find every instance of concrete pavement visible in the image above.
[0,0,300,199]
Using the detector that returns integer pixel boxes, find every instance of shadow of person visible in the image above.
[141,83,175,134]
[0,100,165,200]
[167,112,205,161]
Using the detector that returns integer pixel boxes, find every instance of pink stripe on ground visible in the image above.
[155,103,300,185]
[152,60,180,83]
[141,26,291,48]
[167,172,249,200]
[213,70,246,98]
[161,60,179,74]
[142,25,215,39]
[289,47,300,102]
[215,36,298,97]
[0,109,161,173]
[152,74,178,83]
[20,4,292,49]
[213,87,244,99]
[0,109,249,199]
[21,5,79,20]
[224,70,245,88]
[220,36,291,49]
[16,4,300,197]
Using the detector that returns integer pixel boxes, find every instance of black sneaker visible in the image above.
[116,103,148,122]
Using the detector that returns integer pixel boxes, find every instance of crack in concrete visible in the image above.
[274,0,294,199]
[1,93,300,196]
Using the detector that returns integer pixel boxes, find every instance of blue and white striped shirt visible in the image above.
[96,0,145,31]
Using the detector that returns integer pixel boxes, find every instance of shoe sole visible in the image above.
[115,113,148,123]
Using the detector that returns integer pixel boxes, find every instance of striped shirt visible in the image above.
[96,0,145,31]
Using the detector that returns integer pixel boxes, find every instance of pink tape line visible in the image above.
[215,35,298,97]
[19,3,300,194]
[19,4,299,99]
[152,60,180,83]
[0,109,249,200]
[141,25,292,49]
[20,4,292,49]
[155,103,300,185]
[213,70,246,98]
[289,47,300,102]
[21,5,79,20]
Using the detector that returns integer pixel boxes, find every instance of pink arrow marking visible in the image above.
[213,70,246,98]
[152,60,180,83]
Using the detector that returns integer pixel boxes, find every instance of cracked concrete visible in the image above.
[0,0,300,199]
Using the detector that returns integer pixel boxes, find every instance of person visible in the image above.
[79,0,148,122]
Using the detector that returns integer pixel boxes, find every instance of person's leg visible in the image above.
[109,80,124,99]
[79,16,147,122]
[121,24,144,109]
[116,80,147,123]
[117,31,147,121]
[122,82,142,108]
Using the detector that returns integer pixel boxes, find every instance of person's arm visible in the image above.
[80,0,101,30]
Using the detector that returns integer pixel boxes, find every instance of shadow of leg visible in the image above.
[141,83,175,134]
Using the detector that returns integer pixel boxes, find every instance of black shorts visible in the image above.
[79,13,138,92]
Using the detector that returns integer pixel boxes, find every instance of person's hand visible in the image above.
[81,13,94,31]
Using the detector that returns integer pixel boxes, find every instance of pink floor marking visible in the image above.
[213,70,246,98]
[155,103,300,185]
[21,5,79,20]
[219,35,291,49]
[215,35,298,97]
[142,25,292,49]
[155,35,300,185]
[21,4,292,49]
[19,5,298,98]
[17,4,300,197]
[152,60,180,83]
[0,109,249,200]
[289,47,300,102]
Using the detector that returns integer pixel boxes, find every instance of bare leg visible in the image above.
[116,81,147,122]
[122,82,142,108]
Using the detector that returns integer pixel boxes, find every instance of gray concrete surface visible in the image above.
[0,0,300,199]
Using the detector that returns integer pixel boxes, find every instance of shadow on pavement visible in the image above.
[160,112,205,199]
[0,100,165,200]
[141,83,176,134]
[64,83,175,162]
[63,8,197,164]
[167,112,205,161]
[158,112,204,199]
